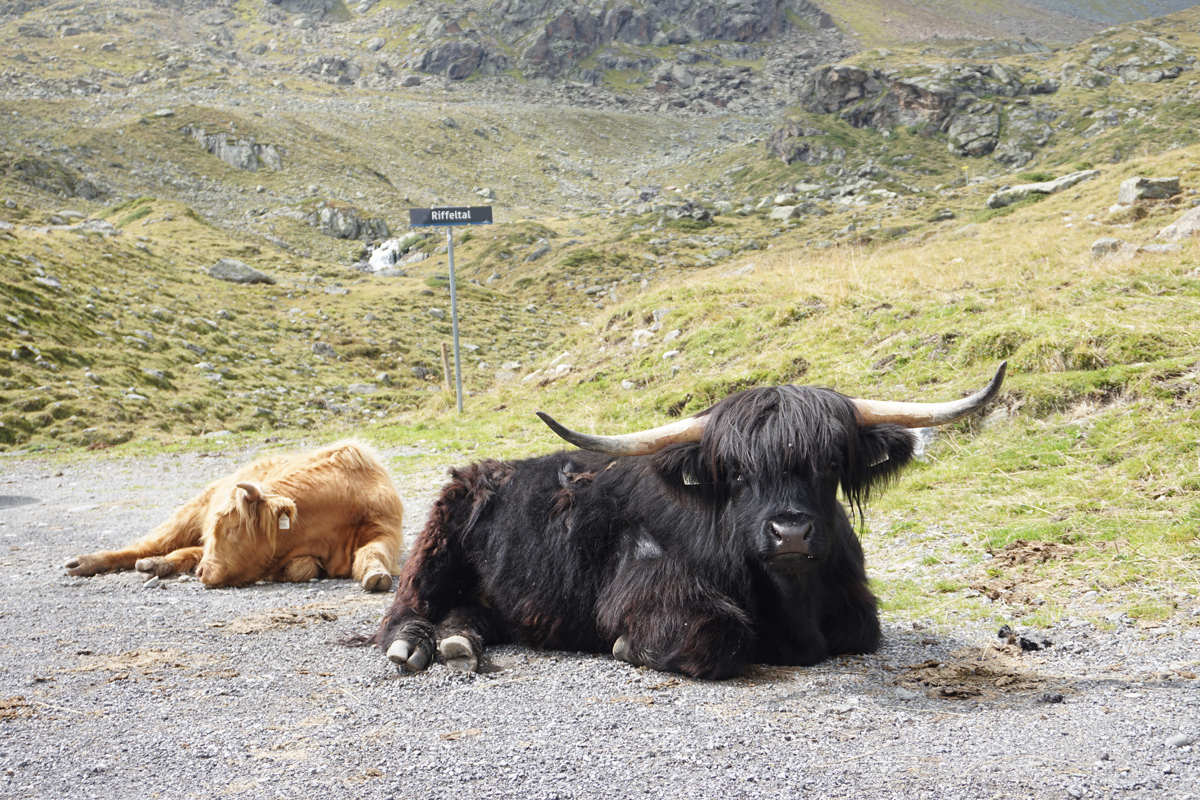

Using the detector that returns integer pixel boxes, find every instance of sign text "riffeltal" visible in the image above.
[409,206,493,227]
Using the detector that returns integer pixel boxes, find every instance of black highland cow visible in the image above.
[371,364,1006,679]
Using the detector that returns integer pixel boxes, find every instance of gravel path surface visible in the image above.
[1,445,1197,799]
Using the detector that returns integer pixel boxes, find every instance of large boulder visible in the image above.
[1156,205,1200,242]
[1117,176,1181,205]
[986,170,1100,209]
[209,259,276,285]
[947,110,1000,157]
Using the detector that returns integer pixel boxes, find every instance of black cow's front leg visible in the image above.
[599,560,755,680]
[372,527,454,673]
[820,579,881,657]
[382,616,436,672]
[372,466,505,673]
[434,605,509,672]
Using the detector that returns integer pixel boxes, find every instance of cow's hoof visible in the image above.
[362,569,392,593]
[613,635,642,667]
[135,557,177,578]
[439,635,478,673]
[64,555,100,577]
[387,639,430,673]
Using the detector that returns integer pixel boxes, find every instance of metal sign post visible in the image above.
[446,227,463,413]
[407,206,493,413]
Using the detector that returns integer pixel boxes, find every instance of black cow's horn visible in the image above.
[851,361,1007,427]
[536,411,706,456]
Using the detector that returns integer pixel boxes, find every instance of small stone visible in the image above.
[525,246,551,263]
[1091,237,1125,260]
[1039,692,1064,704]
[142,576,160,589]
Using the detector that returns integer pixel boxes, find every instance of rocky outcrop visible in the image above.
[417,0,798,81]
[3,154,104,199]
[1083,35,1191,84]
[265,0,335,22]
[767,121,843,165]
[777,58,1071,165]
[419,41,508,79]
[313,203,388,240]
[181,126,283,172]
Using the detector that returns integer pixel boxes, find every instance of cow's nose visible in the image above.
[770,520,814,558]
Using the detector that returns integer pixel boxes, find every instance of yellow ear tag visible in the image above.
[279,515,291,530]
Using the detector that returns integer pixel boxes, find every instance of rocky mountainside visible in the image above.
[1,0,1200,448]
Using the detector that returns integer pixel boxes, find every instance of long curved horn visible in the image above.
[851,361,1007,427]
[536,411,706,456]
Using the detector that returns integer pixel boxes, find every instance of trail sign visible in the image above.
[409,206,493,227]
[407,205,494,413]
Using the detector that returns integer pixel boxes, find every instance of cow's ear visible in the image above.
[270,497,297,531]
[844,424,917,501]
[650,443,721,505]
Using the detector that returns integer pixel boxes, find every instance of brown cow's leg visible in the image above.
[64,549,142,577]
[134,546,205,578]
[352,542,395,593]
[282,555,320,583]
[65,487,212,577]
[351,529,403,593]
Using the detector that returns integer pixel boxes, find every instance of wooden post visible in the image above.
[440,342,453,393]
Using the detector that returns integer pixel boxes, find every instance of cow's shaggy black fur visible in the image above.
[373,385,917,679]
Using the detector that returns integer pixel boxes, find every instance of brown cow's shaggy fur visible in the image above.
[65,441,404,591]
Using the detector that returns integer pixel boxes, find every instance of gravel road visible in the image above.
[1,443,1197,800]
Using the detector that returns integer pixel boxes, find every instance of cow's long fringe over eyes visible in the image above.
[697,385,916,521]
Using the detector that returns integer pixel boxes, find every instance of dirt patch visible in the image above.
[894,643,1048,701]
[970,539,1078,606]
[1,695,34,722]
[988,539,1077,568]
[66,647,201,676]
[214,602,340,635]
